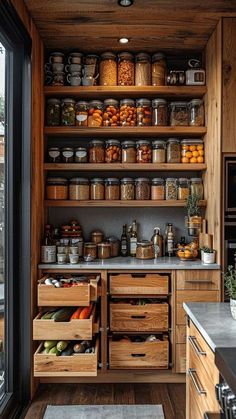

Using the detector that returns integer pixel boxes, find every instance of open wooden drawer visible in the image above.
[34,338,99,377]
[109,273,169,296]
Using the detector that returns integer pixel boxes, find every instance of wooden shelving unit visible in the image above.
[44,163,207,172]
[45,199,207,208]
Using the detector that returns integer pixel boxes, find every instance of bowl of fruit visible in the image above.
[176,241,199,261]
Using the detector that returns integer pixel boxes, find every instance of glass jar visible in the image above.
[61,98,76,126]
[120,178,135,200]
[90,178,105,200]
[152,140,166,163]
[136,140,151,163]
[75,101,88,126]
[97,242,111,259]
[152,99,168,126]
[46,177,68,200]
[151,178,165,200]
[135,177,150,200]
[189,99,205,126]
[105,139,121,163]
[169,101,189,126]
[89,140,105,163]
[166,178,178,200]
[46,98,61,126]
[99,52,117,86]
[91,230,103,244]
[107,236,120,257]
[84,242,97,259]
[181,139,204,164]
[120,99,136,126]
[103,99,120,127]
[152,53,166,86]
[69,177,90,200]
[88,100,103,127]
[136,241,154,259]
[121,140,136,163]
[136,98,151,126]
[190,178,203,200]
[118,52,134,86]
[135,53,151,86]
[178,178,190,200]
[61,147,74,163]
[48,147,61,163]
[74,147,87,163]
[166,138,181,163]
[105,178,120,200]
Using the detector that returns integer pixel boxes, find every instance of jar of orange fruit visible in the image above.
[180,139,204,164]
[88,100,103,127]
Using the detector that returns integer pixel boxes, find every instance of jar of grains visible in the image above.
[152,99,168,126]
[89,140,105,163]
[105,139,121,163]
[135,177,150,200]
[118,52,134,86]
[178,178,190,200]
[136,241,154,259]
[61,147,74,163]
[103,99,120,126]
[74,147,87,163]
[121,140,136,163]
[46,177,68,200]
[99,52,117,86]
[61,98,76,126]
[166,138,181,163]
[48,147,61,163]
[166,178,178,200]
[189,99,205,126]
[120,178,135,200]
[97,242,111,259]
[135,53,151,86]
[69,177,90,200]
[91,230,103,244]
[88,100,103,127]
[169,101,189,126]
[151,178,165,200]
[107,236,120,257]
[120,99,137,126]
[152,140,166,163]
[190,177,203,200]
[46,98,61,126]
[105,178,120,200]
[151,53,166,86]
[84,242,97,259]
[136,98,152,126]
[136,140,152,163]
[90,178,105,200]
[75,101,88,126]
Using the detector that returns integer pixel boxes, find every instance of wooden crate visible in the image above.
[109,273,169,296]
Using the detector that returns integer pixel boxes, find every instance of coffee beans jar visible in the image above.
[136,140,151,163]
[136,98,152,126]
[152,99,168,126]
[166,178,178,200]
[189,99,204,126]
[121,140,136,163]
[97,242,111,259]
[103,99,120,126]
[169,101,189,126]
[152,140,166,163]
[166,138,181,163]
[105,139,121,163]
[136,241,154,259]
[135,53,151,86]
[99,52,117,86]
[46,98,61,126]
[75,147,87,163]
[105,178,120,200]
[120,99,136,126]
[48,147,61,163]
[46,177,68,200]
[61,98,76,126]
[69,178,90,200]
[151,178,165,200]
[89,140,105,163]
[75,101,88,126]
[84,242,97,260]
[152,53,166,86]
[61,147,74,163]
[118,52,134,86]
[88,100,103,127]
[90,178,105,200]
[135,177,150,200]
[178,178,190,200]
[121,178,135,200]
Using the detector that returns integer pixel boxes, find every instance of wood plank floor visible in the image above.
[24,383,186,419]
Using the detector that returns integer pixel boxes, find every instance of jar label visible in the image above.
[76,150,87,158]
[41,245,56,263]
[76,114,88,122]
[62,151,73,158]
[49,150,60,159]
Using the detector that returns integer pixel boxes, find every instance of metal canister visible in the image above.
[151,227,163,258]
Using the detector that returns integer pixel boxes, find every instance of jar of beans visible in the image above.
[74,147,87,163]
[169,101,189,126]
[90,178,105,200]
[105,139,121,163]
[136,98,152,126]
[99,52,117,86]
[152,99,168,126]
[135,177,150,200]
[88,100,103,127]
[103,99,120,126]
[46,98,61,126]
[152,53,166,86]
[61,147,74,163]
[166,178,178,200]
[61,98,76,126]
[48,147,61,163]
[135,53,151,86]
[118,52,134,86]
[84,242,97,260]
[121,140,136,163]
[105,178,120,200]
[75,101,88,126]
[166,138,181,163]
[189,99,204,126]
[136,140,151,163]
[121,178,135,200]
[89,140,105,163]
[120,99,136,126]
[178,178,190,200]
[46,177,68,200]
[152,140,166,163]
[69,178,90,200]
[151,178,165,200]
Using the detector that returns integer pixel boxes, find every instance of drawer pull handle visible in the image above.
[186,280,213,284]
[131,353,146,357]
[131,274,146,278]
[189,336,206,356]
[131,315,146,319]
[188,368,207,395]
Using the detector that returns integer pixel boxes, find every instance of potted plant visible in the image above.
[201,246,216,264]
[186,194,202,236]
[224,265,236,320]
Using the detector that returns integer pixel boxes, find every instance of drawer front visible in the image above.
[176,290,220,325]
[188,378,208,419]
[176,270,221,290]
[175,343,186,373]
[176,325,186,344]
[110,303,169,332]
[109,339,169,369]
[110,273,169,295]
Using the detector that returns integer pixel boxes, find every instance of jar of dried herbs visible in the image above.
[166,138,181,163]
[61,98,76,126]
[166,178,178,200]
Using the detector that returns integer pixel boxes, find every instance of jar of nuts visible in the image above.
[136,98,152,126]
[88,100,103,127]
[103,99,120,126]
[120,178,135,200]
[75,101,88,126]
[166,138,181,163]
[105,178,120,200]
[135,52,151,86]
[118,52,134,86]
[152,53,166,86]
[61,98,76,126]
[152,98,168,126]
[135,177,150,200]
[120,99,137,126]
[89,140,105,163]
[121,140,136,163]
[136,140,152,163]
[152,140,166,163]
[90,178,105,200]
[99,52,117,86]
[166,178,178,200]
[105,139,121,163]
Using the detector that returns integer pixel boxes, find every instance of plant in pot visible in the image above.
[201,246,216,264]
[185,194,202,236]
[224,265,236,320]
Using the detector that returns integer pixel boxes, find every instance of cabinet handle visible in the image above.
[186,280,213,284]
[131,353,146,357]
[131,315,146,319]
[189,336,206,356]
[188,368,207,395]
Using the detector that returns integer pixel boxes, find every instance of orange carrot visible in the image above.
[79,304,93,320]
[70,307,83,320]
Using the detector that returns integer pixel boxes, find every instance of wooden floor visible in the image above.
[24,383,186,419]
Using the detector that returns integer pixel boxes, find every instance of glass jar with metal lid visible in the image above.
[136,139,152,163]
[46,98,61,126]
[135,177,150,200]
[152,53,166,86]
[61,147,74,163]
[107,236,120,257]
[120,99,136,126]
[121,140,136,163]
[75,100,88,126]
[135,52,151,86]
[189,99,205,126]
[152,98,168,126]
[97,242,111,259]
[74,147,87,163]
[61,98,76,126]
[99,52,117,86]
[90,178,105,200]
[103,99,120,127]
[46,177,68,200]
[105,139,121,163]
[91,230,103,244]
[190,177,203,200]
[151,178,165,200]
[181,139,204,164]
[178,178,190,200]
[118,52,134,86]
[105,178,120,200]
[166,138,181,163]
[136,240,154,259]
[121,178,135,200]
[169,101,189,126]
[88,100,103,127]
[48,147,61,163]
[136,98,151,126]
[89,140,105,163]
[69,177,90,200]
[84,242,97,260]
[152,140,166,163]
[166,178,178,200]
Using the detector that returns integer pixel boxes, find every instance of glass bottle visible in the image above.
[41,224,56,263]
[130,220,138,257]
[120,224,128,257]
[165,223,175,257]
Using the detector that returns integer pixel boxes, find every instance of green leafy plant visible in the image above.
[224,265,236,300]
[201,247,215,253]
[186,194,201,217]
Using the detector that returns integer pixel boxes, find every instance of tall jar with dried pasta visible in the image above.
[99,52,117,86]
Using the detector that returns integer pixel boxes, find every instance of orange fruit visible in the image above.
[184,249,192,258]
[186,151,192,158]
[192,150,199,157]
[181,157,189,163]
[177,250,185,258]
[197,156,204,163]
[190,157,197,163]
[192,249,198,257]
[198,149,204,156]
[197,144,204,150]
[182,145,189,151]
[189,145,196,151]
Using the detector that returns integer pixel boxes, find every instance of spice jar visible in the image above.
[91,230,103,244]
[84,242,97,259]
[120,99,136,126]
[135,53,151,86]
[48,147,61,163]
[178,178,190,200]
[88,100,103,127]
[105,178,120,200]
[61,147,74,163]
[90,178,105,200]
[69,177,90,200]
[189,99,205,126]
[105,139,121,163]
[151,178,165,200]
[152,53,166,86]
[107,236,120,257]
[169,101,189,126]
[120,178,135,200]
[136,140,151,163]
[121,140,136,163]
[89,140,105,163]
[75,147,87,163]
[152,99,168,126]
[166,178,178,200]
[181,139,204,164]
[99,52,117,86]
[135,177,150,200]
[103,99,120,126]
[136,98,152,126]
[136,241,154,259]
[152,140,166,163]
[97,242,111,259]
[75,101,88,126]
[46,98,61,126]
[46,177,68,200]
[166,138,181,163]
[118,52,134,86]
[61,98,76,126]
[190,177,203,200]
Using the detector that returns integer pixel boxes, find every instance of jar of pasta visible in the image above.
[135,53,151,86]
[118,52,134,86]
[75,101,88,126]
[88,100,103,127]
[178,178,190,200]
[152,140,166,163]
[136,98,151,126]
[152,99,168,126]
[99,52,117,86]
[135,177,150,200]
[69,177,90,200]
[84,242,97,260]
[166,178,178,200]
[121,178,135,200]
[74,147,87,163]
[152,53,166,86]
[105,178,120,200]
[120,99,136,126]
[190,177,203,200]
[181,139,204,164]
[136,140,151,163]
[151,178,165,200]
[103,99,120,126]
[105,139,121,163]
[166,138,181,163]
[97,242,111,259]
[169,101,189,126]
[90,178,105,200]
[121,140,136,163]
[46,177,68,200]
[46,98,61,126]
[89,140,105,163]
[61,98,76,126]
[189,99,205,126]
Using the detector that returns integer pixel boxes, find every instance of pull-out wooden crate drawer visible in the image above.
[34,338,99,377]
[176,290,220,325]
[110,303,169,332]
[176,270,221,291]
[109,338,169,369]
[109,273,169,296]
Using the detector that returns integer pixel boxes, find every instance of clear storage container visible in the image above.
[169,101,189,126]
[99,52,117,86]
[105,178,120,200]
[120,178,135,200]
[90,178,105,200]
[88,100,103,127]
[152,53,166,86]
[135,53,151,86]
[84,242,97,259]
[75,147,87,163]
[166,178,178,200]
[166,138,181,163]
[178,178,190,200]
[118,52,134,86]
[46,177,68,200]
[152,140,166,163]
[119,99,136,126]
[152,99,168,126]
[135,177,150,200]
[181,139,204,164]
[75,101,88,126]
[48,147,61,163]
[46,98,61,126]
[69,178,90,200]
[189,99,205,126]
[121,140,136,163]
[61,98,76,126]
[105,139,121,163]
[136,140,152,163]
[151,178,165,200]
[97,242,111,259]
[136,98,151,126]
[89,140,105,163]
[190,177,203,200]
[61,147,74,163]
[103,99,120,127]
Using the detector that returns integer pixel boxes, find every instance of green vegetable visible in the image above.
[49,346,60,356]
[44,340,58,350]
[41,310,57,320]
[52,308,74,322]
[224,265,236,299]
[41,347,51,354]
[57,340,69,352]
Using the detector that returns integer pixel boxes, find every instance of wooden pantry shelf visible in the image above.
[44,163,207,172]
[45,200,207,208]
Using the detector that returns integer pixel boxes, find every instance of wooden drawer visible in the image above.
[110,303,169,332]
[109,338,169,370]
[175,343,186,373]
[176,270,221,290]
[109,273,169,296]
[176,290,220,325]
[34,338,99,377]
[176,325,186,344]
[188,378,208,419]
